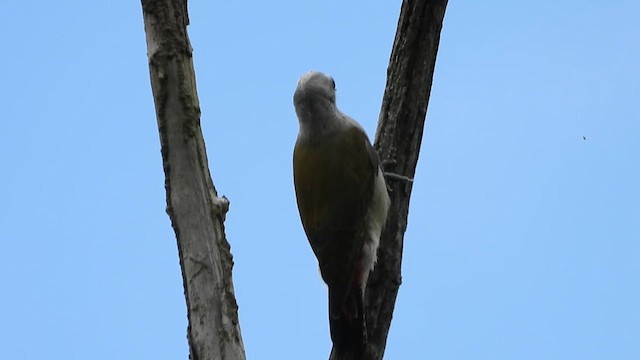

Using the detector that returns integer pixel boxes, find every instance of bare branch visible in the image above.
[362,1,448,359]
[141,1,246,359]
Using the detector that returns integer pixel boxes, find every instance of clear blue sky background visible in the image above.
[1,1,638,359]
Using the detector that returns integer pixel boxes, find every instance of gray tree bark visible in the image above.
[361,1,449,360]
[141,1,245,360]
[141,0,446,359]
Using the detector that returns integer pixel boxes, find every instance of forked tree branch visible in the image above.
[141,0,447,359]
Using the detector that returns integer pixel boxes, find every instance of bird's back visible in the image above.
[293,124,376,287]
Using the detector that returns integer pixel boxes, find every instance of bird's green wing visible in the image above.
[293,125,377,293]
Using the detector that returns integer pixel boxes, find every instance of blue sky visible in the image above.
[1,1,639,359]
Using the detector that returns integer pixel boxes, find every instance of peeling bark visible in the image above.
[141,1,245,359]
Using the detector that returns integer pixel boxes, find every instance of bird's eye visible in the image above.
[330,78,336,90]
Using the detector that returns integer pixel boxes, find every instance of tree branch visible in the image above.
[362,1,448,359]
[141,1,245,359]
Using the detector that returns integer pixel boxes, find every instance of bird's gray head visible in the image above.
[293,71,337,126]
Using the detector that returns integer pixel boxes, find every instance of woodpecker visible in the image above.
[293,71,391,358]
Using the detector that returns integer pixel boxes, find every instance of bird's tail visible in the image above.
[328,286,366,360]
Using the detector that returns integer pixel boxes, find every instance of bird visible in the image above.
[292,71,391,359]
